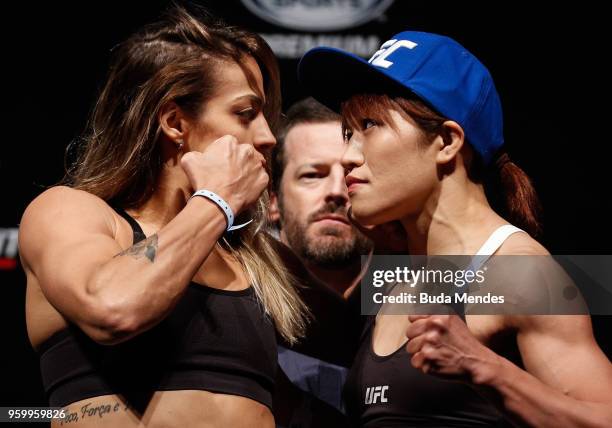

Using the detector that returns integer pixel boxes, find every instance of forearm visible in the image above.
[473,356,612,428]
[84,197,226,341]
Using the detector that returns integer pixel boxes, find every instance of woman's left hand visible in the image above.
[405,314,501,383]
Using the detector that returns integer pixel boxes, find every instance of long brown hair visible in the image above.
[65,4,280,207]
[63,4,308,343]
[341,93,542,237]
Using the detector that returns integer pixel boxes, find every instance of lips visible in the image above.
[346,175,368,193]
[345,175,367,186]
[314,214,350,225]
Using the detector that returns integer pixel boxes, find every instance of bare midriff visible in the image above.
[51,390,274,428]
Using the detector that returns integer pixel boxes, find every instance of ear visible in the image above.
[158,101,192,145]
[434,121,465,165]
[268,191,281,223]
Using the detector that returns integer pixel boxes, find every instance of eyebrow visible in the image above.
[296,163,331,171]
[233,94,264,108]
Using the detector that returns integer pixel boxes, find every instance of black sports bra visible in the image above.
[344,317,510,427]
[37,209,277,409]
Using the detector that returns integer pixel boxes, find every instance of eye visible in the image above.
[343,128,354,142]
[362,118,377,130]
[236,108,257,121]
[300,172,322,180]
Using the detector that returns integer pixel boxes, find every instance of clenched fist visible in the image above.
[405,314,502,383]
[180,135,269,215]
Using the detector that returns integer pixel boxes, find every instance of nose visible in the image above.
[252,115,276,152]
[341,137,364,174]
[325,165,349,206]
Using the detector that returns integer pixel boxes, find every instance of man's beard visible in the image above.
[281,201,372,268]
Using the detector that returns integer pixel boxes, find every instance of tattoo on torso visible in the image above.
[59,400,132,425]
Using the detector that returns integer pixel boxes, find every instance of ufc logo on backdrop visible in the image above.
[365,385,389,404]
[0,228,19,270]
[0,228,18,257]
[368,39,418,68]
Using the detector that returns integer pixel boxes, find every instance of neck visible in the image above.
[128,160,192,230]
[400,171,507,255]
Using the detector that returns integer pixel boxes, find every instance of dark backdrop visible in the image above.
[1,0,609,408]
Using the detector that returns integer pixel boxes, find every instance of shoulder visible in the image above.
[486,229,591,330]
[23,185,109,210]
[21,186,117,232]
[22,186,115,224]
[495,229,549,256]
[19,187,119,263]
[491,230,552,301]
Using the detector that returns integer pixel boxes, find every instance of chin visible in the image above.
[351,205,383,227]
[310,226,351,241]
[352,199,400,227]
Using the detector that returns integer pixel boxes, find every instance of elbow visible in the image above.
[87,319,139,346]
[82,273,146,345]
[82,298,143,345]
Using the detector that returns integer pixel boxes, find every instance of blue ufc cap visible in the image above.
[298,31,504,165]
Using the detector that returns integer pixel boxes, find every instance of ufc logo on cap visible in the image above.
[365,385,389,404]
[368,39,418,69]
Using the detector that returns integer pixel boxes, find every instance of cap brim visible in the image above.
[297,47,415,112]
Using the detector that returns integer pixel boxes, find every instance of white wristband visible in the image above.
[190,189,252,232]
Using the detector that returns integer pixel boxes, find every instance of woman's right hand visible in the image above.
[180,135,269,215]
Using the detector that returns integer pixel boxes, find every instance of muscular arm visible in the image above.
[477,315,612,427]
[20,186,227,344]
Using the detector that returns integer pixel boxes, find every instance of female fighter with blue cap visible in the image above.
[299,32,612,427]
